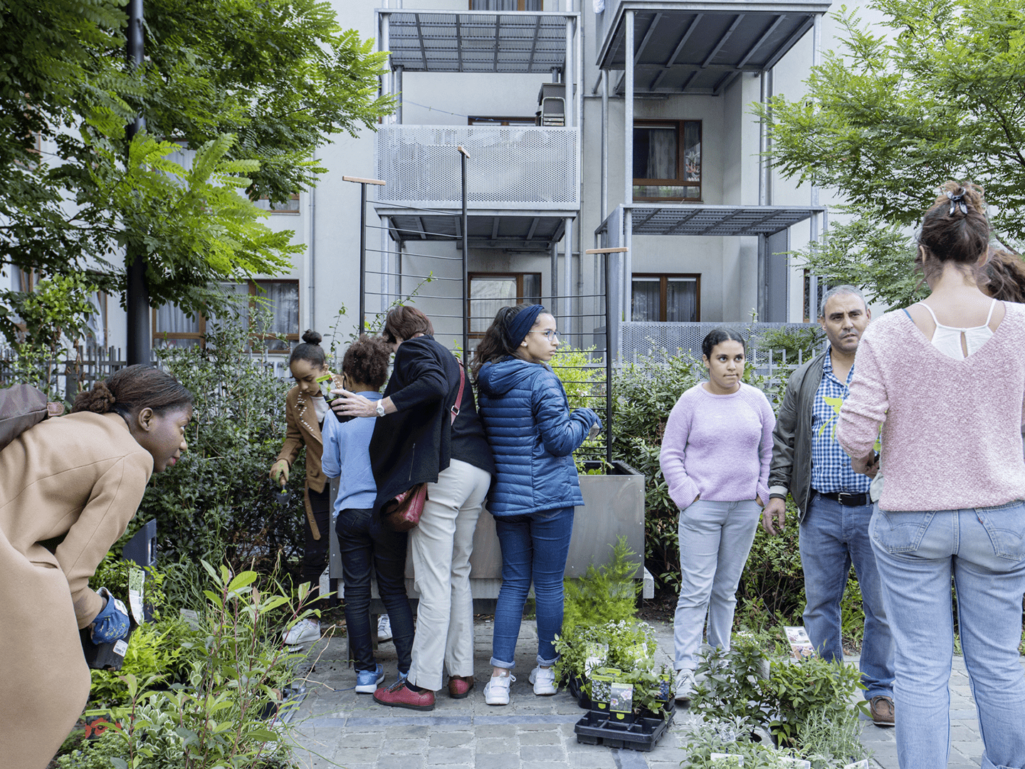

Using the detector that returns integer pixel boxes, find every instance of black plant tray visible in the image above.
[567,674,592,709]
[574,707,674,752]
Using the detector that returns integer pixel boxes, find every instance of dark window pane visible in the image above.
[523,273,541,304]
[470,277,517,333]
[683,121,701,183]
[631,278,660,322]
[666,278,698,322]
[633,126,677,180]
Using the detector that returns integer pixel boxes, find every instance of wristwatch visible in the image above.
[375,400,386,418]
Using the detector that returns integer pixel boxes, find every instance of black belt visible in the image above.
[815,490,870,507]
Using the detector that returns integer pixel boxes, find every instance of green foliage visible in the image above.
[0,0,393,343]
[562,536,640,632]
[76,562,311,769]
[691,635,774,728]
[752,325,824,367]
[548,345,604,411]
[736,501,806,630]
[764,654,867,747]
[682,718,809,768]
[797,708,869,766]
[140,301,306,570]
[757,0,1025,302]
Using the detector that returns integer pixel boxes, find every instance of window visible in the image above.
[84,290,108,349]
[470,0,542,9]
[254,193,300,214]
[154,280,300,351]
[468,273,542,336]
[632,274,700,322]
[468,116,537,126]
[803,270,831,323]
[633,121,702,201]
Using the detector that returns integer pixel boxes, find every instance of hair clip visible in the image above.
[947,189,968,216]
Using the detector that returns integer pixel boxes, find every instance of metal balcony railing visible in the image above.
[375,125,579,211]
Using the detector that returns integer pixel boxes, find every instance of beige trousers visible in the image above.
[407,459,491,691]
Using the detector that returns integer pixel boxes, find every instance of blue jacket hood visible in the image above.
[478,357,543,397]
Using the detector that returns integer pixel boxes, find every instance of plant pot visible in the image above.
[567,673,593,709]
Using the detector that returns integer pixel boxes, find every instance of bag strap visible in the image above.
[450,364,466,425]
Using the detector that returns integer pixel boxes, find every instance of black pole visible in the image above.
[605,251,613,467]
[459,147,469,367]
[125,0,150,366]
[359,182,367,335]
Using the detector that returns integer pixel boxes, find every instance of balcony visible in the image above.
[596,0,831,95]
[375,125,579,213]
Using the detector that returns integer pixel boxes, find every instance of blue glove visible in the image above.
[91,587,131,644]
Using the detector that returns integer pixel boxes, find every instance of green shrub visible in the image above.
[562,536,640,632]
[736,502,806,630]
[752,325,824,368]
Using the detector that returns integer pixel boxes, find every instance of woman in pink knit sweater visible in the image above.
[659,328,775,704]
[838,182,1025,769]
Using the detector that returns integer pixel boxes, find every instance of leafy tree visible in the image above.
[757,0,1025,303]
[0,0,393,344]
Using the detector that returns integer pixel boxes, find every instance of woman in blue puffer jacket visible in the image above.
[472,304,601,706]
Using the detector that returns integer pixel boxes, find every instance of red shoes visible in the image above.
[448,675,475,699]
[373,680,436,711]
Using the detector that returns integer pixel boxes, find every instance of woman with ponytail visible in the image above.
[838,182,1025,769]
[0,365,191,769]
[270,329,348,648]
[472,304,601,706]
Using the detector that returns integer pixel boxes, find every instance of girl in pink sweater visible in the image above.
[659,328,775,703]
[838,182,1025,769]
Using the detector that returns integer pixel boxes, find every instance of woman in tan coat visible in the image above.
[0,365,192,769]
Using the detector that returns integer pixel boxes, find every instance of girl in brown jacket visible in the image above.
[0,365,192,769]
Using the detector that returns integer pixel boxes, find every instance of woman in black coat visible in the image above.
[332,307,495,710]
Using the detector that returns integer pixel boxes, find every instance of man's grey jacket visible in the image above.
[768,351,828,522]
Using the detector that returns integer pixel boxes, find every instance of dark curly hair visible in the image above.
[342,335,391,390]
[289,329,327,369]
[917,181,990,282]
[471,304,532,378]
[983,249,1025,304]
[72,364,192,418]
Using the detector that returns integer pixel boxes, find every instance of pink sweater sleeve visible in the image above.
[838,330,888,461]
[660,393,700,510]
[756,392,775,504]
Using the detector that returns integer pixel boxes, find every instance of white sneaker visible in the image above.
[675,669,695,703]
[283,618,321,648]
[484,673,515,706]
[529,666,557,696]
[377,614,393,642]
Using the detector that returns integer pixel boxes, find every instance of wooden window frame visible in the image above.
[632,120,702,202]
[467,272,543,338]
[152,279,300,351]
[256,193,301,215]
[468,0,542,10]
[632,273,701,322]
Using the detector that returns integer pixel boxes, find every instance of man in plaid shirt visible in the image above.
[762,285,895,727]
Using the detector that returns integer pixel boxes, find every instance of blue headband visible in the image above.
[506,304,546,349]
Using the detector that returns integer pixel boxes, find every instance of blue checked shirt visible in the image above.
[810,350,872,495]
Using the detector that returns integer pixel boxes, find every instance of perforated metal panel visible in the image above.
[386,12,570,73]
[376,126,579,210]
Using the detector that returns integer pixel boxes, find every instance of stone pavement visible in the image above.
[288,618,994,769]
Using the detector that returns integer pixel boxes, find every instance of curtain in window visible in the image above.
[84,292,106,347]
[471,0,537,10]
[156,304,200,335]
[523,274,541,304]
[254,281,299,351]
[647,128,677,180]
[683,122,701,183]
[470,277,518,333]
[631,278,660,322]
[666,278,698,322]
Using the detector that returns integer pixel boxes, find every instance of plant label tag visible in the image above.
[843,762,870,769]
[128,566,145,624]
[784,626,815,659]
[113,639,129,656]
[710,754,744,766]
[180,608,202,630]
[609,682,633,714]
[583,642,607,677]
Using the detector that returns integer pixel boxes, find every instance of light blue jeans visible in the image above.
[800,493,894,700]
[870,501,1025,769]
[674,499,761,671]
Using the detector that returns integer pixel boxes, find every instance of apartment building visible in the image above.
[10,0,884,356]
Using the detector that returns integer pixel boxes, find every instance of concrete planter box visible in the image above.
[329,460,648,605]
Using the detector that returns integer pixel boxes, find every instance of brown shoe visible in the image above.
[870,695,895,726]
[373,680,436,711]
[448,675,475,699]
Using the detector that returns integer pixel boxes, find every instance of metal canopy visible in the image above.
[598,2,829,95]
[382,11,574,74]
[380,211,568,251]
[600,204,825,237]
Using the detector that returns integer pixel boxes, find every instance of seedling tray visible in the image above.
[574,707,674,752]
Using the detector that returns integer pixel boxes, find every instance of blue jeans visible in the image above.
[870,502,1025,769]
[335,507,414,674]
[799,493,894,700]
[674,499,762,671]
[491,507,575,669]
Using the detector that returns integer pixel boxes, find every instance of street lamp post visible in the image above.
[125,0,151,366]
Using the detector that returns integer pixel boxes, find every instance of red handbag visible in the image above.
[383,365,466,532]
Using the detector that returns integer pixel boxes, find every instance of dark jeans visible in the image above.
[301,485,332,601]
[335,507,415,673]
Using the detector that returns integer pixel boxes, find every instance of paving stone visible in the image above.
[426,747,474,765]
[477,736,519,753]
[517,730,561,746]
[521,763,572,769]
[475,724,520,739]
[475,753,521,769]
[382,737,430,755]
[520,745,567,762]
[378,755,428,769]
[334,731,384,749]
[567,749,618,767]
[431,731,474,747]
